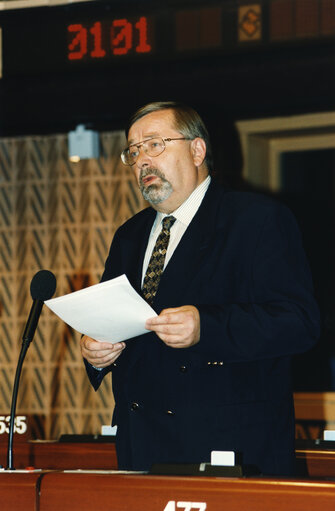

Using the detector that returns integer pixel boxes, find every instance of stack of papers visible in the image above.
[45,274,156,343]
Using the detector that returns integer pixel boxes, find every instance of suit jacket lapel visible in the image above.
[153,182,222,310]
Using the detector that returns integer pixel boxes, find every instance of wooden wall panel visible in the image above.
[0,131,145,439]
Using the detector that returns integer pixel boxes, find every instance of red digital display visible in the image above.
[67,17,153,61]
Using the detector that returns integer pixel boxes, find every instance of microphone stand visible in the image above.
[7,300,43,470]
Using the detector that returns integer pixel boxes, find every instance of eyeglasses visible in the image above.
[120,136,191,166]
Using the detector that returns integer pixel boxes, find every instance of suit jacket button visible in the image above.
[131,402,139,411]
[166,410,175,416]
[180,365,187,373]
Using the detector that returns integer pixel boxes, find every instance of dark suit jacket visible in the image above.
[85,181,319,475]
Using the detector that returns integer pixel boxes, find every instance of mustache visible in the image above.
[139,168,167,184]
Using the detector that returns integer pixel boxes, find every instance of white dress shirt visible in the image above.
[141,175,211,285]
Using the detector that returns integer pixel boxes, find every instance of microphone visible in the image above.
[6,270,57,470]
[22,270,57,343]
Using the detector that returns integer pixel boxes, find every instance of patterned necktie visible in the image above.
[142,215,176,305]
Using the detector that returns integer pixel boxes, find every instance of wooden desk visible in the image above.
[3,439,335,479]
[295,442,335,479]
[0,472,40,511]
[2,471,335,511]
[34,472,335,511]
[0,439,118,470]
[27,440,118,470]
[1,458,335,511]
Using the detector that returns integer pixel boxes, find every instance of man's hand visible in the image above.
[145,305,200,348]
[80,335,125,368]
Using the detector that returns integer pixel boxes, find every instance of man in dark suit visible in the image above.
[80,102,319,475]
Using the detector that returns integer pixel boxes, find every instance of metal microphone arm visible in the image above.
[7,299,43,470]
[6,269,56,470]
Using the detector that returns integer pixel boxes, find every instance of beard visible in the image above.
[139,168,173,205]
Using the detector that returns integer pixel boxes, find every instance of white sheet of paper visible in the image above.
[44,274,157,343]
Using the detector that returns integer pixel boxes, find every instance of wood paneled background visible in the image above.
[0,131,145,439]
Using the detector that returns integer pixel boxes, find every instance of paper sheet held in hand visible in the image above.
[44,274,157,343]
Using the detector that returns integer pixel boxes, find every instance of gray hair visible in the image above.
[125,101,213,173]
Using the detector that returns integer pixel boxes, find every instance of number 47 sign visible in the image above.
[164,502,207,511]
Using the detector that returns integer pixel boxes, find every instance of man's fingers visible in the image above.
[81,336,124,352]
[158,334,194,348]
[150,323,183,335]
[146,311,188,328]
[146,305,200,349]
[80,336,126,367]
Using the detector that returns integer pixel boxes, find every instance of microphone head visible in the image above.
[30,270,57,301]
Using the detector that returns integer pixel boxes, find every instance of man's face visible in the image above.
[127,109,208,213]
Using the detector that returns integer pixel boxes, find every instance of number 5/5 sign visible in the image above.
[164,502,207,511]
[0,416,27,435]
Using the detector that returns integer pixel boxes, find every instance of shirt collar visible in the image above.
[153,175,211,233]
